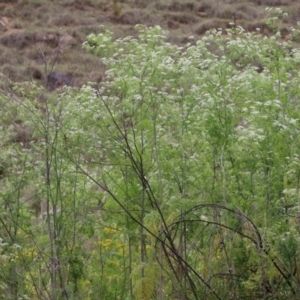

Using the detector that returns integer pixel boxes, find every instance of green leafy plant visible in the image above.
[1,13,300,299]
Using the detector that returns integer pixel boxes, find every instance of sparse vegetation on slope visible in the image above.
[0,0,299,88]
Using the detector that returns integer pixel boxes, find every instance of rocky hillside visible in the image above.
[0,0,299,90]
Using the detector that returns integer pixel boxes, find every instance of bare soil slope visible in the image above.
[0,0,299,89]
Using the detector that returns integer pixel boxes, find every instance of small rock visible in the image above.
[34,31,58,47]
[51,34,76,57]
[46,71,73,91]
[197,12,207,18]
[58,34,76,49]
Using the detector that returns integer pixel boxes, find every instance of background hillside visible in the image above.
[0,0,299,89]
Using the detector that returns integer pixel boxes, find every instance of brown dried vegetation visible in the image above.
[0,0,298,91]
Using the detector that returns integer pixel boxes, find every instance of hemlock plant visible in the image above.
[1,8,300,299]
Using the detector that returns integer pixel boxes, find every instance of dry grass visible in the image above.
[250,0,294,5]
[195,19,233,35]
[163,12,200,25]
[112,9,157,26]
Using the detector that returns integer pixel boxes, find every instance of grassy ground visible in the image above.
[0,0,298,88]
